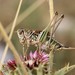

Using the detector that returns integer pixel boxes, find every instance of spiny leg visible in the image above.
[52,14,64,36]
[49,14,64,44]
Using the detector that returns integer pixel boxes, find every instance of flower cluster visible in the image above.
[24,50,49,69]
[6,50,49,70]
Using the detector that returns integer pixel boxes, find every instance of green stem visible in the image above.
[36,65,43,75]
[48,47,54,75]
[37,69,43,75]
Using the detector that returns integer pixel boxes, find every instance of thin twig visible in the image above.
[0,22,28,75]
[49,0,54,20]
[49,0,55,45]
[0,0,23,69]
[0,0,45,41]
[49,47,54,75]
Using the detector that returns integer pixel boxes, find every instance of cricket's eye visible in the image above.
[19,30,24,35]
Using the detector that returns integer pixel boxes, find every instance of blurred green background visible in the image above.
[0,0,75,75]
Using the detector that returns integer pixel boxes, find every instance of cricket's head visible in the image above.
[16,28,25,38]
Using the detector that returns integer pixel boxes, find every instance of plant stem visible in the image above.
[37,68,43,75]
[0,0,23,69]
[48,49,54,75]
[0,22,28,75]
[49,0,54,20]
[48,0,54,75]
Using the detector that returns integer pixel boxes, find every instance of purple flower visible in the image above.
[7,60,17,70]
[6,51,49,70]
[24,50,49,69]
